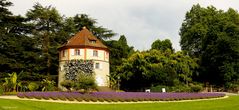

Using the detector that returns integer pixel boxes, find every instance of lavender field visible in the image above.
[17,92,225,102]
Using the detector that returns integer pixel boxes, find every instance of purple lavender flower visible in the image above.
[17,92,225,102]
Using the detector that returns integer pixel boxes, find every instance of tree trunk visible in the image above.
[43,32,51,79]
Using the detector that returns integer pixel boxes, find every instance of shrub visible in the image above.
[150,85,170,92]
[17,93,25,98]
[132,98,138,102]
[42,94,50,100]
[97,98,104,102]
[24,93,33,99]
[190,83,203,92]
[28,82,39,91]
[171,85,191,92]
[83,98,90,102]
[67,97,75,101]
[60,80,74,91]
[58,95,66,101]
[138,98,144,101]
[76,97,83,102]
[0,86,3,95]
[75,73,97,93]
[225,82,239,92]
[118,98,125,102]
[41,79,56,91]
[90,98,97,102]
[19,81,29,92]
[34,95,42,100]
[105,98,112,102]
[111,98,119,102]
[151,84,204,92]
[50,95,58,100]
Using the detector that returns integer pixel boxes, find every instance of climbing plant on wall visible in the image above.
[63,60,94,80]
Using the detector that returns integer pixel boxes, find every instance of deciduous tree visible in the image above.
[180,4,239,87]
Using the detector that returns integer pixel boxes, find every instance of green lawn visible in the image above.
[0,96,238,110]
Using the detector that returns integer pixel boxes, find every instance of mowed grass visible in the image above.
[0,96,238,110]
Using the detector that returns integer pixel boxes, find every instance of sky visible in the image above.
[9,0,239,51]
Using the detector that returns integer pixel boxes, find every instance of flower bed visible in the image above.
[17,92,225,102]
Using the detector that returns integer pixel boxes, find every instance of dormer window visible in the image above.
[90,40,96,44]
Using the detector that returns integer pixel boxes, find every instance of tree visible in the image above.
[117,49,198,91]
[0,0,12,17]
[180,4,239,87]
[0,0,16,75]
[26,3,63,78]
[117,52,149,91]
[0,0,39,81]
[104,35,134,89]
[151,39,173,51]
[72,14,116,40]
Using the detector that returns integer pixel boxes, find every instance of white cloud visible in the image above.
[9,0,239,51]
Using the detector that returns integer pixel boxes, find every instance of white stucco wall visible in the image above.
[59,48,109,61]
[58,48,110,88]
[69,49,85,60]
[94,61,110,86]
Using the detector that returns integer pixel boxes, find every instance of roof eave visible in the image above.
[58,45,109,51]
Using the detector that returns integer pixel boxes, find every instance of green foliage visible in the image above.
[61,59,96,92]
[0,85,3,95]
[180,4,239,87]
[151,39,173,51]
[105,35,134,89]
[26,3,63,77]
[0,0,36,77]
[190,83,203,92]
[171,85,191,92]
[75,72,97,93]
[3,77,11,92]
[10,72,17,91]
[117,49,198,91]
[2,72,20,92]
[41,79,55,91]
[61,73,97,92]
[0,1,115,84]
[70,14,116,40]
[150,85,171,92]
[28,82,39,91]
[18,81,28,92]
[60,80,74,91]
[224,82,239,92]
[151,84,202,92]
[150,85,188,92]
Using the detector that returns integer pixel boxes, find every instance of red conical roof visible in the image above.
[58,27,108,50]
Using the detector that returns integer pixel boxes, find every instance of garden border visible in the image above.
[0,95,229,104]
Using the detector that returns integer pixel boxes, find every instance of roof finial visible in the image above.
[82,26,86,29]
